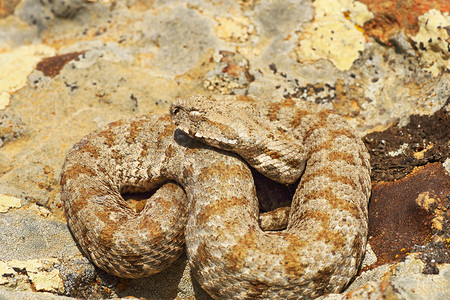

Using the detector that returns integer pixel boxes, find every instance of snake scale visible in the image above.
[61,95,371,299]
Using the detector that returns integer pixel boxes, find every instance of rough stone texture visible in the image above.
[0,0,448,299]
[322,254,450,300]
[361,0,450,44]
[0,207,78,261]
[0,290,76,300]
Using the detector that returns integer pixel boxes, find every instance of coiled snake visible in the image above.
[61,95,371,299]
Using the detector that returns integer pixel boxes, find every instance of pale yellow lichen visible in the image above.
[0,194,22,213]
[295,0,373,70]
[0,92,10,110]
[8,259,64,293]
[413,142,434,159]
[444,158,450,175]
[412,9,450,77]
[30,268,64,293]
[0,261,16,285]
[415,191,436,211]
[215,16,254,43]
[0,44,55,110]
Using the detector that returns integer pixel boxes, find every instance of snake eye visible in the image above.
[189,111,202,122]
[172,106,180,115]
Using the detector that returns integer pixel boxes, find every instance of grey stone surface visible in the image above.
[322,255,450,299]
[0,209,77,261]
[0,289,75,300]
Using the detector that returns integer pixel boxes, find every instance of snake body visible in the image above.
[61,95,371,299]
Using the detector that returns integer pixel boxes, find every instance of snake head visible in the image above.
[170,95,263,151]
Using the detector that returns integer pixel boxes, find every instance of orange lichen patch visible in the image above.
[360,0,450,44]
[362,13,401,46]
[0,0,20,18]
[203,50,254,94]
[36,52,85,78]
[367,163,450,269]
[219,50,254,82]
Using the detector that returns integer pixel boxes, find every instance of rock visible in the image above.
[0,289,75,300]
[323,254,450,299]
[0,0,448,299]
[0,194,21,213]
[0,207,97,298]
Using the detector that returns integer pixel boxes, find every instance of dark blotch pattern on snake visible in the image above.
[61,95,371,299]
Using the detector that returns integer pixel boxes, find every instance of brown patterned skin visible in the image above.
[61,115,190,277]
[171,95,371,299]
[60,114,284,279]
[61,95,371,299]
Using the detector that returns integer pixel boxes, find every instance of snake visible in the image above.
[61,94,371,299]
